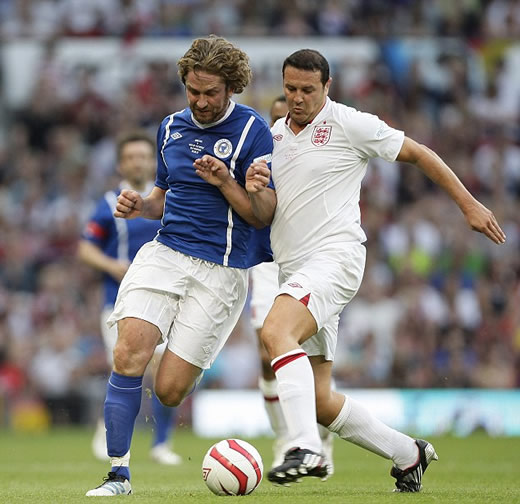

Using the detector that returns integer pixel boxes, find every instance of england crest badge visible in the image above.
[311,125,331,146]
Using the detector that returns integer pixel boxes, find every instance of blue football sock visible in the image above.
[104,371,143,480]
[151,393,178,447]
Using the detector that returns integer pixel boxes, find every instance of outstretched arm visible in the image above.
[397,137,506,244]
[194,154,275,228]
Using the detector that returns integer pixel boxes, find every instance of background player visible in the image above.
[78,131,181,466]
[251,95,334,473]
[247,49,506,492]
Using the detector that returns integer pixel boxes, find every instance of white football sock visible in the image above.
[272,349,321,453]
[318,423,332,442]
[328,395,418,469]
[259,377,289,441]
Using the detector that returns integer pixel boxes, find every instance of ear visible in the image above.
[324,77,332,96]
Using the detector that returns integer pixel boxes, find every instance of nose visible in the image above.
[293,92,304,104]
[196,96,208,109]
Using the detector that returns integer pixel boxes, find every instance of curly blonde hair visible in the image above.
[177,35,252,94]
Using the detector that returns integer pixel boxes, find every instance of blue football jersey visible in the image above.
[82,188,161,307]
[155,101,274,269]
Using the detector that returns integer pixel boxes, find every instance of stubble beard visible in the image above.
[193,98,230,125]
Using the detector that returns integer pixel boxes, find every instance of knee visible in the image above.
[113,338,150,375]
[258,340,275,379]
[112,318,159,375]
[260,321,278,358]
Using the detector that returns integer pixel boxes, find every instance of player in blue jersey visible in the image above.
[78,131,182,466]
[86,36,276,496]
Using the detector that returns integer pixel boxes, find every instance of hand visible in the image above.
[463,200,506,244]
[246,161,271,193]
[194,155,231,188]
[114,189,143,219]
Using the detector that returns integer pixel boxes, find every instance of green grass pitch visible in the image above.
[0,427,519,503]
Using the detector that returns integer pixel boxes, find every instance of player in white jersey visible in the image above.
[251,95,334,472]
[247,49,506,492]
[86,36,276,497]
[78,131,181,466]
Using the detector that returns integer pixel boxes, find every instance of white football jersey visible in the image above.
[270,97,404,266]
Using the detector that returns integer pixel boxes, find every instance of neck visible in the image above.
[132,182,146,192]
[124,179,147,193]
[214,99,230,122]
[290,121,306,135]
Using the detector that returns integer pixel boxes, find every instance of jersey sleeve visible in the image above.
[155,116,171,190]
[82,197,113,248]
[342,108,404,162]
[235,118,275,189]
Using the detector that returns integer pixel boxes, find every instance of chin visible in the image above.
[196,117,212,124]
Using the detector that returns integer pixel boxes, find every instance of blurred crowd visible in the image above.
[1,1,520,428]
[3,0,520,40]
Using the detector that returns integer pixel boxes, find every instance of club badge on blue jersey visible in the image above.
[214,138,233,159]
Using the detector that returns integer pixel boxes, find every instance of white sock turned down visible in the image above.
[327,395,418,469]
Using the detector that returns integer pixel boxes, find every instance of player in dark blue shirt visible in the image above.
[78,131,182,466]
[87,36,276,496]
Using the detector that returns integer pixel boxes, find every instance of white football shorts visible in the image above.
[107,240,248,369]
[250,261,279,330]
[278,243,366,361]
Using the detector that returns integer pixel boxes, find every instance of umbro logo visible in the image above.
[171,132,182,140]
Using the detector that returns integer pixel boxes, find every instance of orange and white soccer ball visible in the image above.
[202,439,263,495]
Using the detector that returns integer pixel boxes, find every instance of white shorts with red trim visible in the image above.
[107,240,248,369]
[250,261,279,330]
[278,242,366,361]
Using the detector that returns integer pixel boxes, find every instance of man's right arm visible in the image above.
[397,137,506,244]
[114,186,166,220]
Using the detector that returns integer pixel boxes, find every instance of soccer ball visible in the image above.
[202,439,263,496]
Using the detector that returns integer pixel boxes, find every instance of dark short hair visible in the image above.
[272,95,286,105]
[282,49,330,86]
[116,131,155,161]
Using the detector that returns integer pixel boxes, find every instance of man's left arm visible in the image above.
[397,136,506,244]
